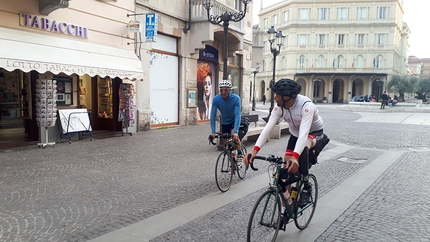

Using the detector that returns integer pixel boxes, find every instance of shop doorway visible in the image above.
[0,69,35,148]
[88,76,122,131]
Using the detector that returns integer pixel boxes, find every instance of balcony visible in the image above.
[191,0,245,33]
[188,0,248,54]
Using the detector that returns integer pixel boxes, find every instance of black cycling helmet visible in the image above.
[270,78,301,98]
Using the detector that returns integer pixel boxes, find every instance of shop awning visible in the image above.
[0,27,144,81]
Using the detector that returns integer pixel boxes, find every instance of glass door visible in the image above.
[97,77,112,119]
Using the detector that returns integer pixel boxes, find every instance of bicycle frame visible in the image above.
[258,163,308,227]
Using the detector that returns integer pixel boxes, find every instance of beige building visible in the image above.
[0,0,256,148]
[254,0,410,103]
[133,0,254,129]
[0,0,144,147]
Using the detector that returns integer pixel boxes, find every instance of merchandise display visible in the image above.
[35,79,57,148]
[118,83,134,136]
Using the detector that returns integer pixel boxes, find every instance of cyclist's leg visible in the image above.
[280,135,297,212]
[228,122,242,153]
[221,123,232,146]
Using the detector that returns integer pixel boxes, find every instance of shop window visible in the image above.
[54,76,73,106]
[98,77,113,119]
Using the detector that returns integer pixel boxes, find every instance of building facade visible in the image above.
[0,0,144,147]
[254,0,410,103]
[132,0,254,130]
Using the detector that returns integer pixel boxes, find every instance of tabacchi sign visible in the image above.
[20,13,89,38]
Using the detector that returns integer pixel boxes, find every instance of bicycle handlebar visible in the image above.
[208,133,232,145]
[248,154,289,171]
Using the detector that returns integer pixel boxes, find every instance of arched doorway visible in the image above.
[372,79,384,100]
[352,78,365,97]
[332,79,346,103]
[260,80,266,102]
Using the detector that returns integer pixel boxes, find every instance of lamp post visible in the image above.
[203,0,251,85]
[267,26,286,117]
[252,67,259,111]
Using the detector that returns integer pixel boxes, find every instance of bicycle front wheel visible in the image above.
[237,144,248,179]
[294,173,318,230]
[247,190,281,242]
[215,151,233,192]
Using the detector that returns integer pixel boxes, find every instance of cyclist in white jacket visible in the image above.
[245,78,326,208]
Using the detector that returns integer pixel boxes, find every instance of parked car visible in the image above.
[351,95,365,102]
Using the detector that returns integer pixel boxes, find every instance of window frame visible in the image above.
[320,8,327,20]
[379,7,387,19]
[338,7,347,20]
[300,8,309,20]
[358,7,367,19]
[338,34,345,45]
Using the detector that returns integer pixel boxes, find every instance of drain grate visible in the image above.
[337,156,367,164]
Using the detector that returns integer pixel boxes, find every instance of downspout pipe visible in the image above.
[183,0,191,33]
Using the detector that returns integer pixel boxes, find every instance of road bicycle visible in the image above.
[209,132,248,192]
[246,147,318,242]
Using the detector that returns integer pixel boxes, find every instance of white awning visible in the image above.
[0,27,144,81]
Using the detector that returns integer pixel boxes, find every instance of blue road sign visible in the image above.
[145,13,158,42]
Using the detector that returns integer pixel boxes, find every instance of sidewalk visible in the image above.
[88,141,407,242]
[1,105,430,241]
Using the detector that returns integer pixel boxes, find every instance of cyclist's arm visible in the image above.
[210,98,219,134]
[252,106,282,153]
[292,103,315,160]
[233,96,241,134]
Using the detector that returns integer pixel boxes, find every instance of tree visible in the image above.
[387,75,418,102]
[415,77,430,102]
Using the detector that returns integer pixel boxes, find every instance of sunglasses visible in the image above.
[219,89,230,93]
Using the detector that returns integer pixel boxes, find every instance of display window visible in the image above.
[97,77,113,119]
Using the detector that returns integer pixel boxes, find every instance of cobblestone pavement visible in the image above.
[1,104,430,242]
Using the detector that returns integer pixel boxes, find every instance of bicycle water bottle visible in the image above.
[284,190,293,205]
[231,150,237,160]
[290,187,298,200]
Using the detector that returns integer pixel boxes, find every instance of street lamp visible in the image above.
[267,26,286,117]
[203,0,251,85]
[252,67,259,111]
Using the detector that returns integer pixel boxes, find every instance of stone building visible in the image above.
[253,0,410,103]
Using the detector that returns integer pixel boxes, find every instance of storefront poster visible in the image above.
[196,61,215,120]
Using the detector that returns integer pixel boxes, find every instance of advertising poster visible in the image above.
[196,61,215,120]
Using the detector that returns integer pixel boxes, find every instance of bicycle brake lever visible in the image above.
[208,135,216,145]
[248,154,258,171]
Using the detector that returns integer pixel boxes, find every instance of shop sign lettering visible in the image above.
[5,60,135,78]
[21,13,89,38]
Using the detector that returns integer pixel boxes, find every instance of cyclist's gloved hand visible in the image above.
[208,134,217,144]
[232,133,239,142]
[286,157,299,173]
[244,150,257,165]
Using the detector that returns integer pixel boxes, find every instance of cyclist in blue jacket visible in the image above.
[209,80,242,153]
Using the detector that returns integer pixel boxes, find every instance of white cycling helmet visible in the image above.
[219,80,232,88]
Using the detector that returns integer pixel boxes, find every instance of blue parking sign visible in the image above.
[145,13,158,42]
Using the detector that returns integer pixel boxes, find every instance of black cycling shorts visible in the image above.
[221,122,235,134]
[286,129,324,151]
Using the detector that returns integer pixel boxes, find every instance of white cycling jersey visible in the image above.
[254,94,324,157]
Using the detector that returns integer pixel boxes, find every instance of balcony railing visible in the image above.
[191,0,244,33]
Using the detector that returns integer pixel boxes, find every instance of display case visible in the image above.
[98,77,112,119]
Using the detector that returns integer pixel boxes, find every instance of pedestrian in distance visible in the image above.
[381,91,388,109]
[262,93,267,105]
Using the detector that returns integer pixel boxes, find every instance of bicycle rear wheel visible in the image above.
[237,144,248,179]
[247,190,281,242]
[215,151,233,192]
[294,174,318,230]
